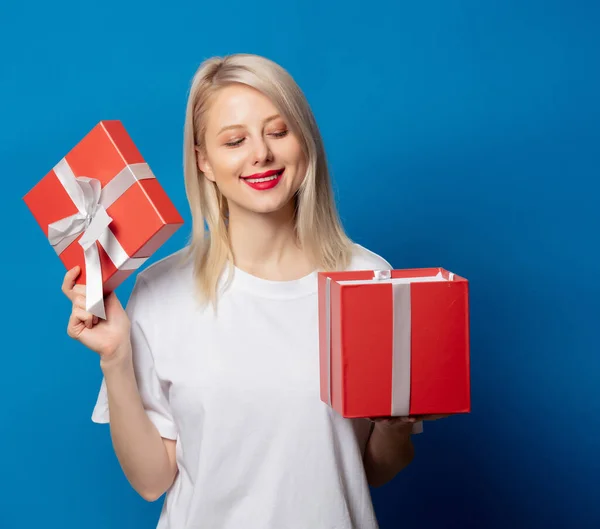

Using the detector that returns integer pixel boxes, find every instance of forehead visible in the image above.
[206,84,280,129]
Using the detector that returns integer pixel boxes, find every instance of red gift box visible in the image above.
[23,120,184,318]
[318,268,470,418]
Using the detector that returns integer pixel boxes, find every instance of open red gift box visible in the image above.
[23,120,184,318]
[318,268,470,418]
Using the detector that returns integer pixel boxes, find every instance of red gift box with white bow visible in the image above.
[23,120,184,319]
[318,268,471,418]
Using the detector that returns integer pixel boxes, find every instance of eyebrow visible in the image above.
[216,114,282,135]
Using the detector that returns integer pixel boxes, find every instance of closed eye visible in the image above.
[224,130,288,148]
[224,138,245,147]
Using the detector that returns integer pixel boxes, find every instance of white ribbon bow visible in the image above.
[47,158,154,319]
[48,178,112,251]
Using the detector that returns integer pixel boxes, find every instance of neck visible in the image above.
[226,201,313,281]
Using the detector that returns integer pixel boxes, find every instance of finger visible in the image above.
[61,266,81,300]
[370,416,414,422]
[72,284,86,296]
[370,419,414,429]
[73,295,87,311]
[67,309,88,337]
[413,414,449,421]
[71,306,95,330]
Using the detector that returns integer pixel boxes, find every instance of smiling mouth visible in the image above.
[241,168,284,183]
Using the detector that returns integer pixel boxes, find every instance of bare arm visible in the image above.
[101,343,178,501]
[61,267,177,501]
[363,421,415,488]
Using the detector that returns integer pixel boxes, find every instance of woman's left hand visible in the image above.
[369,414,450,433]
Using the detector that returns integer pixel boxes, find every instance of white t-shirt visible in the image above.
[91,243,421,529]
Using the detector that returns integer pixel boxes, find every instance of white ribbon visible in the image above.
[48,159,155,319]
[390,280,411,416]
[324,269,447,416]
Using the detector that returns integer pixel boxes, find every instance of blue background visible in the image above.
[2,1,598,528]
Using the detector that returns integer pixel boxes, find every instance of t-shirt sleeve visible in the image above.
[90,275,178,440]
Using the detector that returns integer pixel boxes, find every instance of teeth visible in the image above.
[246,174,279,183]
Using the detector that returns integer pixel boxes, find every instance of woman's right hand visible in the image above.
[62,265,132,362]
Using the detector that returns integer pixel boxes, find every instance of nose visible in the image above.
[252,137,273,165]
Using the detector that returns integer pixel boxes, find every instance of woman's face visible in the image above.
[197,83,307,217]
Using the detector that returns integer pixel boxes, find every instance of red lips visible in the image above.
[240,169,284,179]
[241,168,285,191]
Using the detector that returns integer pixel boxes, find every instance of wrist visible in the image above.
[100,342,133,374]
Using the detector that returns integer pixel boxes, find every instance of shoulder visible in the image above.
[136,245,193,291]
[127,246,194,314]
[346,243,393,271]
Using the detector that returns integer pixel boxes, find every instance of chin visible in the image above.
[226,178,301,216]
[237,193,296,216]
[247,201,291,215]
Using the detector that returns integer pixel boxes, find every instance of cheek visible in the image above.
[212,150,247,178]
[278,139,305,168]
[290,145,307,176]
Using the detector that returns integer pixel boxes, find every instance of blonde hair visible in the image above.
[182,53,354,305]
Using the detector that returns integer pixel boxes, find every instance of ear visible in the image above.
[195,147,216,183]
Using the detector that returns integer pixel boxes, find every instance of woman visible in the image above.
[62,53,439,529]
